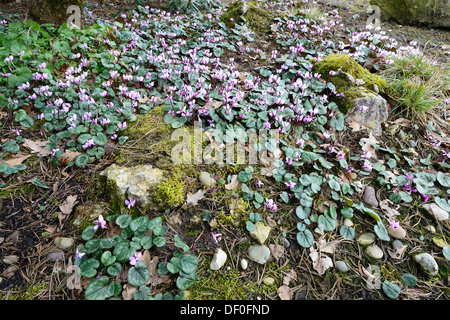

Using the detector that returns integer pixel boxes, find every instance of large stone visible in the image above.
[100,164,165,209]
[248,245,271,264]
[413,252,439,276]
[365,244,384,259]
[357,232,376,246]
[370,0,450,28]
[345,92,388,136]
[29,0,85,26]
[422,203,449,221]
[210,248,227,270]
[312,54,387,121]
[219,0,276,33]
[249,221,271,244]
[363,186,379,207]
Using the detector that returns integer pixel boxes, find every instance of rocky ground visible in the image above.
[0,0,449,301]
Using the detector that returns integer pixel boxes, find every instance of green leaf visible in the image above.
[174,234,190,252]
[101,251,116,267]
[75,154,89,167]
[127,261,150,287]
[318,214,336,231]
[148,217,163,235]
[296,229,314,248]
[374,221,390,241]
[340,207,354,218]
[133,286,151,300]
[402,273,417,287]
[246,221,256,232]
[153,236,166,247]
[79,258,100,278]
[116,215,132,229]
[107,262,122,277]
[382,280,401,299]
[176,271,198,290]
[140,235,153,249]
[179,254,198,274]
[85,276,115,300]
[81,225,96,241]
[339,225,355,240]
[435,197,450,213]
[436,172,450,188]
[31,178,50,189]
[443,246,450,261]
[130,216,149,233]
[2,140,20,153]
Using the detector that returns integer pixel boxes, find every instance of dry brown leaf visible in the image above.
[122,283,137,300]
[360,133,379,158]
[348,120,361,132]
[387,244,407,260]
[269,243,285,261]
[283,269,297,286]
[204,100,223,110]
[23,138,52,156]
[309,248,333,276]
[317,238,339,255]
[186,189,206,206]
[225,174,239,190]
[59,195,78,215]
[1,154,31,167]
[277,285,293,300]
[57,150,81,165]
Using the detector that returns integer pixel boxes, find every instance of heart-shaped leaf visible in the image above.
[85,276,115,300]
[127,261,150,287]
[101,251,116,267]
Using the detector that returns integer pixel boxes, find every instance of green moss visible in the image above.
[2,283,49,300]
[153,167,187,210]
[219,0,276,33]
[188,260,286,300]
[313,53,386,113]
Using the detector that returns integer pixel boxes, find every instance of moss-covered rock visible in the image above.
[312,53,386,114]
[219,0,276,33]
[370,0,450,28]
[29,0,84,26]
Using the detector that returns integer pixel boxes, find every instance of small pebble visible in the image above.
[357,232,376,246]
[199,171,216,186]
[387,225,406,239]
[413,252,438,276]
[55,237,74,250]
[240,258,248,270]
[263,277,275,286]
[47,251,65,262]
[2,255,19,265]
[210,248,227,270]
[335,260,350,273]
[363,186,378,207]
[365,244,384,259]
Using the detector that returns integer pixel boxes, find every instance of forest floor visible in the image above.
[0,0,449,301]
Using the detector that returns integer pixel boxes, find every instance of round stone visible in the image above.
[248,245,271,265]
[199,172,216,186]
[413,252,439,276]
[210,248,227,270]
[365,244,384,259]
[387,225,407,239]
[263,277,275,286]
[357,232,376,246]
[240,258,248,270]
[55,237,74,250]
[335,260,350,273]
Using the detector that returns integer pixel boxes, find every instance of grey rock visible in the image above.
[363,186,378,207]
[357,232,376,246]
[422,203,449,221]
[47,251,65,262]
[392,240,404,250]
[370,0,450,28]
[387,225,407,239]
[2,255,19,265]
[248,245,271,265]
[55,237,74,250]
[249,221,271,244]
[365,244,384,259]
[335,260,350,272]
[413,252,439,276]
[345,92,388,136]
[210,248,227,270]
[100,164,165,208]
[199,171,216,187]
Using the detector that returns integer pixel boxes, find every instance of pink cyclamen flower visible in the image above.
[125,197,136,209]
[94,214,107,230]
[129,251,142,266]
[211,233,222,243]
[285,180,296,189]
[75,248,85,260]
[422,194,429,202]
[389,220,400,229]
[256,180,264,187]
